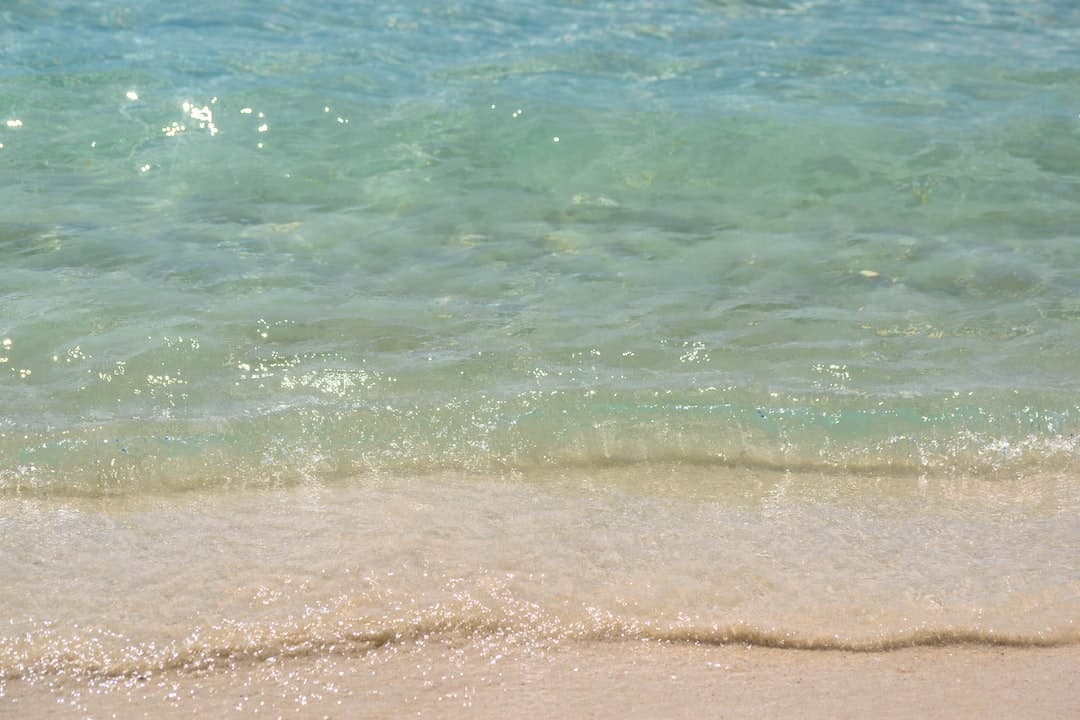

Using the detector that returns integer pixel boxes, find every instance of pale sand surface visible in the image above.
[4,641,1077,719]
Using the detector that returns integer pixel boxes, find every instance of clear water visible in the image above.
[2,0,1080,703]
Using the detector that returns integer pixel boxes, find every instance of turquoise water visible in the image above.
[6,0,1080,492]
[4,0,1080,491]
[2,0,1080,708]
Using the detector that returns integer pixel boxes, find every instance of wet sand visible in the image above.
[4,472,1078,719]
[5,641,1078,719]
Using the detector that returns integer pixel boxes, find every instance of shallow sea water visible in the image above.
[2,0,1080,714]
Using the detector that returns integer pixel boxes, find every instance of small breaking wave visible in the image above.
[2,395,1079,498]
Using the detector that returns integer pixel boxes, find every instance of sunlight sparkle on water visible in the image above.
[181,100,218,136]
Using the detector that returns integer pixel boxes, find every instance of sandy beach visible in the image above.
[6,1,1080,719]
[3,473,1078,720]
[5,640,1078,719]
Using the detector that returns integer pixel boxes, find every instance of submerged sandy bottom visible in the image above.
[2,466,1078,717]
[4,640,1078,719]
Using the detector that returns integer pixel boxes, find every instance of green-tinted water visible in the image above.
[2,1,1080,711]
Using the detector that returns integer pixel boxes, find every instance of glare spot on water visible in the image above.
[125,90,139,101]
[5,118,23,128]
[178,100,218,136]
[66,345,90,362]
[146,373,186,387]
[679,341,709,364]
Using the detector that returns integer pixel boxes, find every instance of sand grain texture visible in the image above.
[4,642,1077,719]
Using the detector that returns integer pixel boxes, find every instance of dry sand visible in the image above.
[4,641,1077,719]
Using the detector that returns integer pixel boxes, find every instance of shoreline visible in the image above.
[5,641,1079,719]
